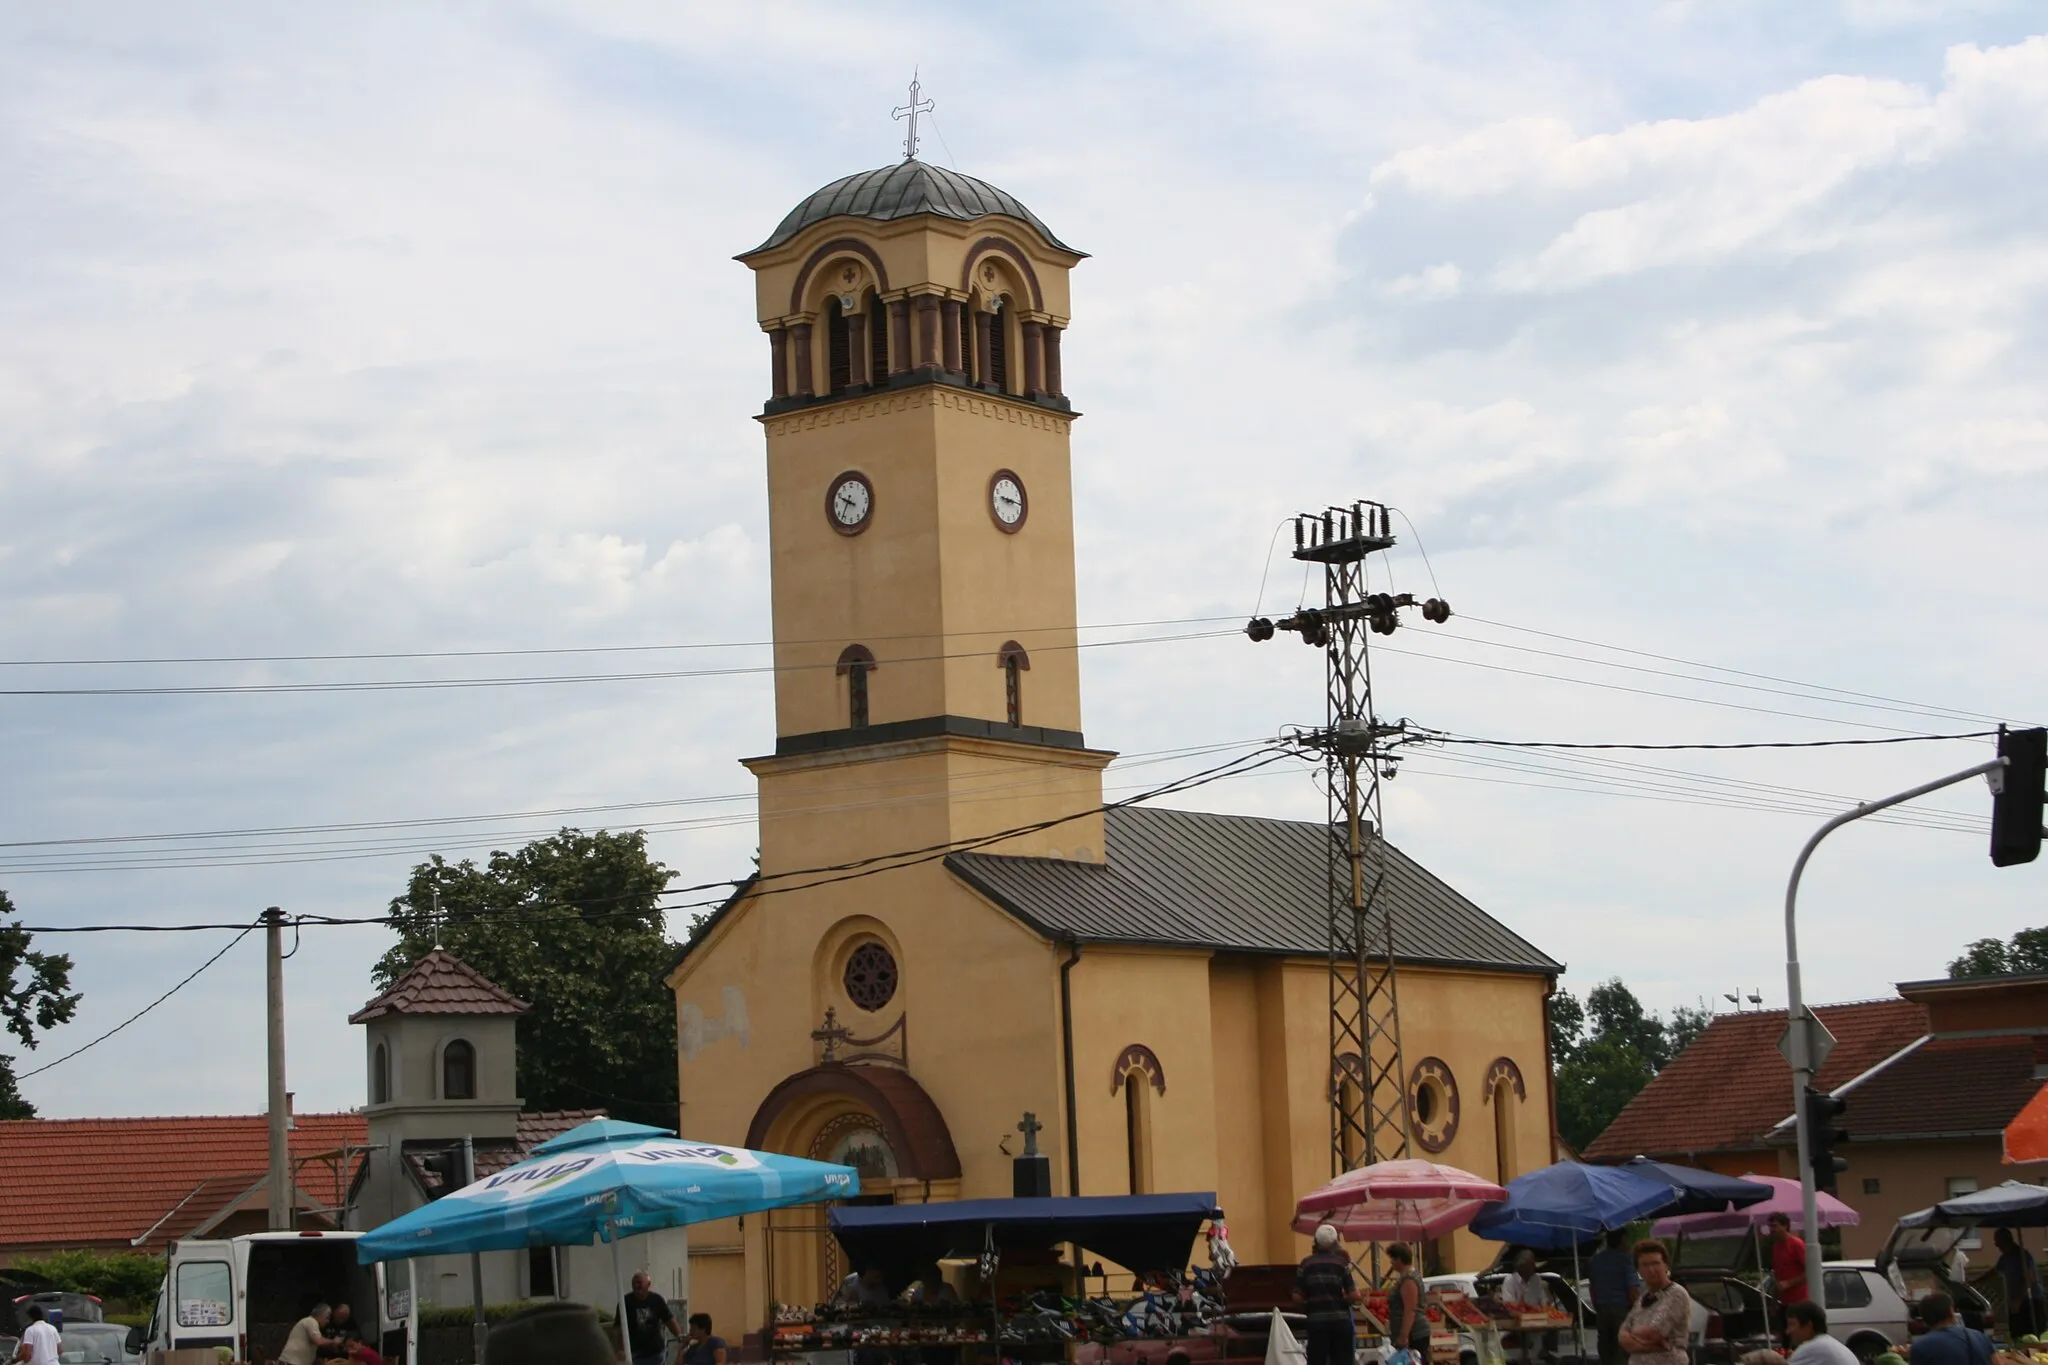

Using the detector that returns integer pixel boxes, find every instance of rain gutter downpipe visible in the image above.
[1061,939,1082,1195]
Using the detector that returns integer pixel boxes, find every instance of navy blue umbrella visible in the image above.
[1620,1158,1773,1216]
[1470,1161,1677,1250]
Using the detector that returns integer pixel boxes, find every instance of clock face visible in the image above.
[827,472,873,535]
[989,470,1027,532]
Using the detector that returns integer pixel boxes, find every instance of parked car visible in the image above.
[6,1289,108,1334]
[58,1320,139,1364]
[1819,1262,1913,1362]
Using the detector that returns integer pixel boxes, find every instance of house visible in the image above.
[1585,974,2048,1257]
[0,1109,365,1265]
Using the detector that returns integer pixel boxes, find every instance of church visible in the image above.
[665,150,1561,1334]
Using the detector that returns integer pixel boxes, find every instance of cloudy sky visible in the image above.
[3,1,2045,1120]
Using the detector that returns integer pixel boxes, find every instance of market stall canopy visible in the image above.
[1900,1180,2048,1230]
[829,1193,1221,1290]
[1293,1159,1507,1242]
[2006,1082,2048,1164]
[355,1121,858,1261]
[1470,1161,1677,1249]
[1649,1174,1858,1237]
[1618,1159,1773,1216]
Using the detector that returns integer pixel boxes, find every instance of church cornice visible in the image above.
[759,372,1076,432]
[743,721,1116,779]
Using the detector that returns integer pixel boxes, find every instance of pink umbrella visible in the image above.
[1294,1158,1509,1242]
[1649,1174,1860,1236]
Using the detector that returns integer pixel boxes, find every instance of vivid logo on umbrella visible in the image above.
[481,1157,596,1196]
[626,1143,759,1169]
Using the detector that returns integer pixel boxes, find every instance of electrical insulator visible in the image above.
[1422,598,1452,624]
[1245,617,1276,642]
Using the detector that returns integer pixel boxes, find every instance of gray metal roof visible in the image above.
[747,159,1080,256]
[947,805,1560,974]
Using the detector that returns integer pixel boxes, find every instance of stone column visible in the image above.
[916,296,940,369]
[790,322,814,398]
[974,310,993,389]
[1044,325,1064,397]
[768,327,789,400]
[1022,320,1045,398]
[846,308,868,389]
[941,299,964,375]
[889,299,911,378]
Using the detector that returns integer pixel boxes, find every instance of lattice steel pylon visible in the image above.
[1247,502,1454,1179]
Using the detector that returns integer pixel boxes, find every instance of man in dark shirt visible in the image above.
[1910,1293,1992,1365]
[624,1271,681,1365]
[1588,1229,1642,1365]
[1995,1230,2043,1340]
[681,1312,726,1365]
[1294,1223,1360,1365]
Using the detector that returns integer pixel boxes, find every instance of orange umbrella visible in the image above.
[2004,1080,2048,1164]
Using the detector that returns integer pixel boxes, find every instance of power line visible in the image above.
[1417,729,2000,752]
[0,614,1245,669]
[16,924,256,1077]
[11,745,1295,931]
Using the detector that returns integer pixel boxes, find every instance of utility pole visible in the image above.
[1783,743,2031,1298]
[264,906,291,1232]
[465,1134,487,1365]
[1248,502,1455,1183]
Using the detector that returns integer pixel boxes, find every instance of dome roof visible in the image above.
[747,159,1080,256]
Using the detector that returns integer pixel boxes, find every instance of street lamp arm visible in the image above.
[1783,755,2005,1306]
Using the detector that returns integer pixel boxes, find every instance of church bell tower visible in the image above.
[736,153,1109,876]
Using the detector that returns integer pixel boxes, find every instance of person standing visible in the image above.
[1995,1229,2044,1340]
[1385,1244,1434,1365]
[1502,1249,1557,1365]
[1617,1240,1692,1365]
[1909,1293,1992,1365]
[1589,1229,1643,1365]
[9,1304,60,1365]
[1769,1213,1811,1308]
[1293,1223,1361,1365]
[1783,1302,1858,1365]
[625,1271,682,1365]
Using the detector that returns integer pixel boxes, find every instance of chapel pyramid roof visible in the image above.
[348,948,531,1023]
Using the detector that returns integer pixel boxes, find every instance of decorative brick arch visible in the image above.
[1484,1056,1526,1102]
[1111,1043,1166,1096]
[790,237,893,315]
[960,235,1045,312]
[746,1063,961,1180]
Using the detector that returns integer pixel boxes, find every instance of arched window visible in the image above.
[372,1042,390,1105]
[826,296,852,395]
[867,289,889,383]
[1124,1075,1152,1194]
[958,303,975,383]
[1493,1079,1517,1185]
[997,642,1029,726]
[837,645,876,729]
[443,1039,476,1101]
[988,297,1010,393]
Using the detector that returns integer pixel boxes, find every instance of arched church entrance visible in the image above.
[747,1064,962,1311]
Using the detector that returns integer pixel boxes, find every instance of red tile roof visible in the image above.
[1840,1035,2043,1139]
[1582,999,1929,1161]
[0,1112,368,1251]
[400,1110,607,1193]
[348,949,530,1023]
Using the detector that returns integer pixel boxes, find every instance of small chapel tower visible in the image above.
[734,155,1110,875]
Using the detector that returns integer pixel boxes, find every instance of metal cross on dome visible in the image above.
[893,71,933,161]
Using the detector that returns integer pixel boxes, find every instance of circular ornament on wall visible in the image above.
[842,940,899,1012]
[1406,1055,1461,1153]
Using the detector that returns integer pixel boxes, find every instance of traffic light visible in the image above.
[1991,726,2047,868]
[418,1143,471,1200]
[1805,1087,1849,1194]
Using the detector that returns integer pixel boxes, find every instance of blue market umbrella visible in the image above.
[355,1120,857,1338]
[1471,1161,1676,1249]
[1471,1161,1678,1360]
[1620,1158,1772,1217]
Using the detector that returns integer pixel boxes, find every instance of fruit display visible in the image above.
[1432,1293,1492,1329]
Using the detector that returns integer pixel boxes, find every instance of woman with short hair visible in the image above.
[1617,1240,1691,1365]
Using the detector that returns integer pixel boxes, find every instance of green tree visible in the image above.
[377,830,679,1128]
[1951,936,2017,978]
[1668,1001,1712,1057]
[1587,978,1670,1069]
[14,1250,165,1305]
[1,890,81,1120]
[1556,1036,1659,1152]
[1548,989,1586,1067]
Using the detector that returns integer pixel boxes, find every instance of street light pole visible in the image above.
[1784,757,2005,1299]
[264,906,291,1232]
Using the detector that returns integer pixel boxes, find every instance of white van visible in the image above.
[145,1231,416,1364]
